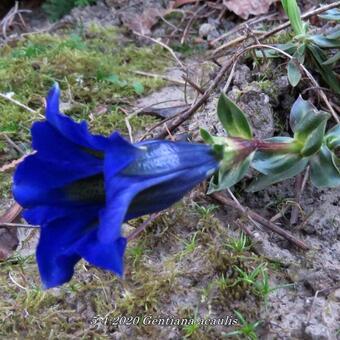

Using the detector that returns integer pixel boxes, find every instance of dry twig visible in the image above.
[212,192,310,250]
[133,31,185,69]
[127,213,161,241]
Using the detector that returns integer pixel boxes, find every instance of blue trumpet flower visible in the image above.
[13,84,219,288]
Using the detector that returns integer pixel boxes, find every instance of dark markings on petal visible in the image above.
[65,174,105,203]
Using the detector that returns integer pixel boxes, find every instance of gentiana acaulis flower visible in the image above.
[13,84,219,288]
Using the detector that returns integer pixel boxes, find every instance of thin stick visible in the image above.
[212,192,310,250]
[252,44,339,123]
[182,75,205,94]
[210,13,277,45]
[290,166,310,225]
[1,222,39,229]
[1,133,25,155]
[9,271,27,290]
[227,188,263,231]
[132,70,186,86]
[154,40,339,138]
[153,54,237,139]
[213,32,262,56]
[0,92,37,114]
[127,213,161,241]
[260,2,340,41]
[181,3,207,44]
[0,152,34,172]
[212,2,340,56]
[133,31,185,69]
[223,60,238,93]
[306,284,340,324]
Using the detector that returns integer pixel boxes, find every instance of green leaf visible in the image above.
[251,139,299,175]
[255,43,297,59]
[132,81,144,94]
[200,128,225,145]
[310,146,340,187]
[200,128,214,144]
[299,116,328,156]
[208,152,254,193]
[217,93,252,139]
[318,9,340,21]
[103,74,127,86]
[332,152,340,173]
[290,96,330,156]
[322,51,340,65]
[290,96,316,132]
[307,44,340,94]
[281,0,305,35]
[325,124,340,150]
[308,34,340,48]
[294,110,330,147]
[293,43,306,63]
[247,157,308,192]
[287,59,301,87]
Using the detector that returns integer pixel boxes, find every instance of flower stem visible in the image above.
[229,137,299,154]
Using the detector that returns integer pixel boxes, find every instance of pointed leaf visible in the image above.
[287,59,302,87]
[307,44,340,94]
[251,137,301,175]
[299,116,328,156]
[281,0,305,35]
[325,124,340,150]
[318,8,340,21]
[322,51,340,65]
[293,43,306,63]
[308,34,340,48]
[208,152,254,193]
[294,110,330,144]
[290,96,316,132]
[310,146,340,187]
[217,93,252,139]
[255,43,297,59]
[247,157,308,192]
[200,128,225,145]
[200,128,214,144]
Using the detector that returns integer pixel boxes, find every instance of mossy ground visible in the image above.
[0,197,281,339]
[0,24,167,194]
[0,24,286,339]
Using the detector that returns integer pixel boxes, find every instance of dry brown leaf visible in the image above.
[0,203,21,260]
[170,0,200,8]
[120,7,165,35]
[223,0,277,19]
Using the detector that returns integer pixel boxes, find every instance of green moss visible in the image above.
[0,27,167,139]
[0,25,169,197]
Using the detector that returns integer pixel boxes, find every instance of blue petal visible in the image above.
[45,84,138,154]
[74,233,127,276]
[127,140,216,176]
[97,172,181,243]
[45,84,110,151]
[31,121,104,162]
[36,207,99,289]
[97,141,218,243]
[32,204,126,287]
[13,153,103,207]
[23,204,101,225]
[127,161,217,218]
[14,123,139,208]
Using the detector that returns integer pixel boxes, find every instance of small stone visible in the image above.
[198,23,218,40]
[304,324,330,340]
[332,289,340,302]
[233,64,252,87]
